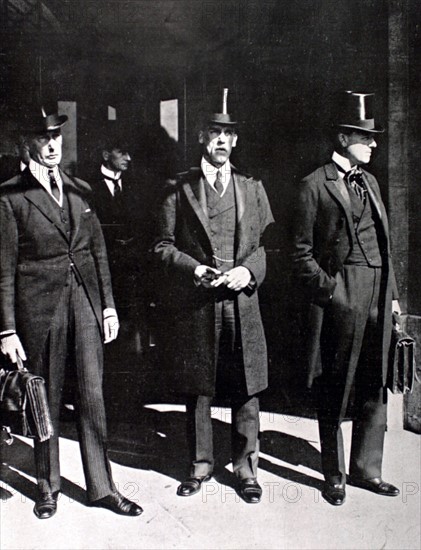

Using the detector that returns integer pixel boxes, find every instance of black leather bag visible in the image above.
[387,313,417,394]
[0,356,54,442]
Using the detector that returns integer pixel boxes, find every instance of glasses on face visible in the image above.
[207,126,236,139]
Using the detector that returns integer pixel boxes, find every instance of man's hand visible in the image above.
[103,310,119,343]
[0,334,27,363]
[223,266,252,291]
[392,300,401,315]
[194,265,222,289]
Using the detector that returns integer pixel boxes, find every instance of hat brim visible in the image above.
[207,113,237,125]
[45,114,68,131]
[336,123,384,134]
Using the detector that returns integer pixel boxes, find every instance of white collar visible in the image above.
[101,165,122,196]
[101,164,121,181]
[29,159,62,206]
[201,157,231,196]
[332,151,356,175]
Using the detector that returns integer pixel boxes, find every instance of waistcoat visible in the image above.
[345,187,382,267]
[204,177,236,273]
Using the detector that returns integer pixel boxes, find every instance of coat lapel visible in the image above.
[23,169,69,242]
[361,170,383,220]
[61,171,84,246]
[233,169,253,261]
[233,170,247,224]
[323,163,354,234]
[182,169,213,242]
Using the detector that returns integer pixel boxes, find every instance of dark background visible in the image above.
[0,0,419,423]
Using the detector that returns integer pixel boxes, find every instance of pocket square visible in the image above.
[84,208,91,213]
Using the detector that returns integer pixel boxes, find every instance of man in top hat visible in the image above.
[153,90,274,503]
[0,105,143,518]
[291,91,401,505]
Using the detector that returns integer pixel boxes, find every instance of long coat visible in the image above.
[291,162,398,389]
[153,166,274,397]
[0,168,115,369]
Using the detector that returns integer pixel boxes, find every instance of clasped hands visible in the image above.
[194,265,251,292]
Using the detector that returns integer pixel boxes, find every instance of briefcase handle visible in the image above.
[15,354,28,372]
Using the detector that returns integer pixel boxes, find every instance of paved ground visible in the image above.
[1,395,420,550]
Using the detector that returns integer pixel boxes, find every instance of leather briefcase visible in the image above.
[387,313,416,394]
[0,356,54,442]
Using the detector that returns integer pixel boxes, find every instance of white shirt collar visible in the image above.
[201,157,231,196]
[29,159,62,206]
[101,164,122,196]
[332,151,356,175]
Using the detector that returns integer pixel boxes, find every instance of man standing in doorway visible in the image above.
[91,130,145,357]
[292,91,400,506]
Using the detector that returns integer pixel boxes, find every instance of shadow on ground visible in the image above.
[0,406,323,505]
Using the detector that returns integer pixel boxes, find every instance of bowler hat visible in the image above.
[23,105,68,135]
[334,91,384,133]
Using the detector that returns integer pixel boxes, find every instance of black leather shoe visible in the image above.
[348,477,400,496]
[33,491,59,519]
[322,483,346,506]
[177,475,212,497]
[238,478,262,504]
[91,491,143,516]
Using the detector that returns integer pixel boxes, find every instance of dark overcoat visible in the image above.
[153,166,274,396]
[0,168,115,368]
[291,162,398,388]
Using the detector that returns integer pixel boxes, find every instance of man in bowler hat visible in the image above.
[292,91,401,505]
[153,90,274,503]
[0,105,143,519]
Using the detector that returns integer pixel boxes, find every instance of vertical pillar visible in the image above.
[388,0,408,310]
[388,0,420,433]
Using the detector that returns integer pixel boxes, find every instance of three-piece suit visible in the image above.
[153,165,274,479]
[292,161,398,484]
[0,168,116,501]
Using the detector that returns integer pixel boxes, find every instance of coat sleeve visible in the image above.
[0,193,18,331]
[241,180,274,288]
[152,183,201,281]
[291,177,337,306]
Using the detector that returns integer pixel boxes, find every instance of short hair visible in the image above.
[98,125,131,154]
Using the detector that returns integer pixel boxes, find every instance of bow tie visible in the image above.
[344,168,367,203]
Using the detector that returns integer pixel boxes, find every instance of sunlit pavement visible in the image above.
[1,394,419,550]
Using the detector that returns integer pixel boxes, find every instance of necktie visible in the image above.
[48,170,60,202]
[214,170,223,196]
[345,168,367,203]
[113,181,121,198]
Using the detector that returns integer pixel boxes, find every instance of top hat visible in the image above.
[333,91,384,133]
[23,104,68,135]
[206,88,237,126]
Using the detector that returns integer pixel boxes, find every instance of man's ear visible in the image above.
[232,134,238,148]
[198,130,205,145]
[102,150,110,162]
[338,132,349,148]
